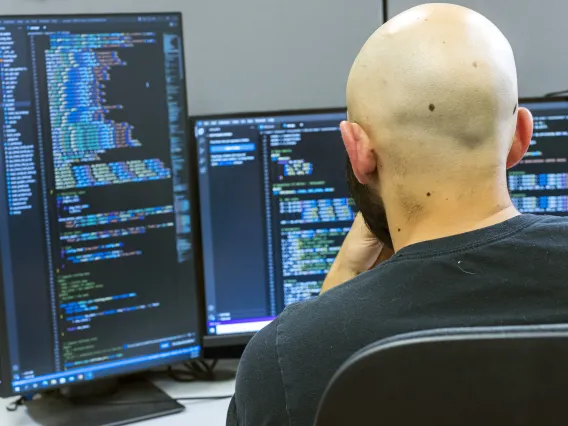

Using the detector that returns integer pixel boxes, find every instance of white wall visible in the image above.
[388,0,568,98]
[1,0,383,114]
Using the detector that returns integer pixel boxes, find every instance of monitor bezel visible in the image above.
[0,11,205,398]
[189,107,347,350]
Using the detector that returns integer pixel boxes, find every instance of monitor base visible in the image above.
[24,377,184,426]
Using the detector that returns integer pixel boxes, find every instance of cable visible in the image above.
[382,0,388,24]
[168,359,220,383]
[188,359,217,376]
[5,396,25,412]
[168,365,198,382]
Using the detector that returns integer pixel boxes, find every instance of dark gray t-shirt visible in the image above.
[227,214,568,426]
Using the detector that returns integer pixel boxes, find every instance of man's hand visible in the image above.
[320,213,394,294]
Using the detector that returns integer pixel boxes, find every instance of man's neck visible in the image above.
[385,182,519,252]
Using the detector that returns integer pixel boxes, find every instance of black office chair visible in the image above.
[315,324,568,426]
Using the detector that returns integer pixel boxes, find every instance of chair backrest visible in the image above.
[315,324,568,426]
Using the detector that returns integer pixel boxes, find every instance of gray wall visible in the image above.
[388,0,568,98]
[2,0,382,114]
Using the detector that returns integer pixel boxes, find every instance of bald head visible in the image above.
[342,3,533,248]
[349,3,521,162]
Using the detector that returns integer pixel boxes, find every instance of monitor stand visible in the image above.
[23,377,184,426]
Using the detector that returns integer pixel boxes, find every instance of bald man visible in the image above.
[227,4,568,426]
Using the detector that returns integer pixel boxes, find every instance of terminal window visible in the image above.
[0,14,199,393]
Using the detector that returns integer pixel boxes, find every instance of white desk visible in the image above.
[0,362,237,426]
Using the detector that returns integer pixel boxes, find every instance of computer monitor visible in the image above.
[511,98,568,214]
[0,12,201,402]
[195,98,568,350]
[192,108,351,347]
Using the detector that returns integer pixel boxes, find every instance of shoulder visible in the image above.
[273,265,405,369]
[525,214,568,231]
[283,266,392,316]
[233,317,289,425]
[233,268,388,425]
[240,266,388,362]
[506,215,568,246]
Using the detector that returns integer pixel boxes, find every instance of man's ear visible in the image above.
[507,107,533,169]
[340,121,377,184]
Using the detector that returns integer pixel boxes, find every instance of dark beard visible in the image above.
[346,156,393,249]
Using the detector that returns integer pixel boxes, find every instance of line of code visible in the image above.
[59,205,174,229]
[279,197,353,224]
[280,227,350,277]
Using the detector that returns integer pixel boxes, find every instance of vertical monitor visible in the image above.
[194,109,352,342]
[0,13,201,396]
